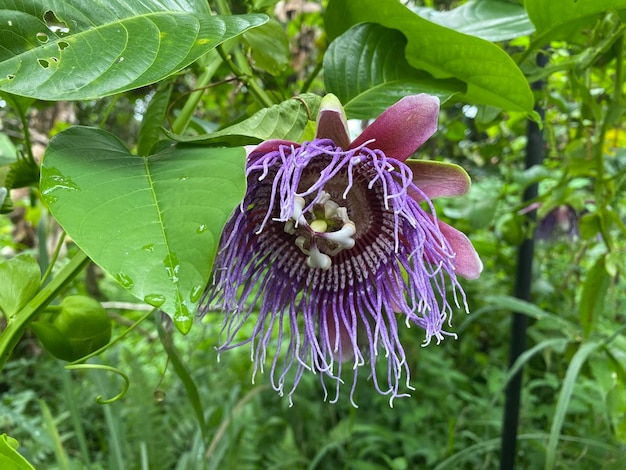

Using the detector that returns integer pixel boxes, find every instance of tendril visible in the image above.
[64,363,130,404]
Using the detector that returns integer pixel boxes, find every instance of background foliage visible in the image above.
[1,0,626,468]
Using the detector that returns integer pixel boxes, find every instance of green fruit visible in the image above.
[32,295,111,361]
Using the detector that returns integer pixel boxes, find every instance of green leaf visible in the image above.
[137,83,173,156]
[168,94,321,145]
[0,133,17,165]
[413,0,535,42]
[579,255,611,338]
[0,1,267,100]
[525,0,626,45]
[325,0,534,114]
[546,341,602,470]
[40,126,246,333]
[0,434,35,470]
[579,212,602,240]
[324,23,466,120]
[0,254,41,318]
[483,294,573,329]
[243,19,290,76]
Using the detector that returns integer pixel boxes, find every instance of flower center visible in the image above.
[283,191,356,270]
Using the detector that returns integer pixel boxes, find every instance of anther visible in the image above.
[322,221,356,249]
[306,245,332,270]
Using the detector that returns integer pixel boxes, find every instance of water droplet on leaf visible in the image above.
[163,253,180,283]
[144,294,166,308]
[189,285,203,302]
[116,273,134,289]
[41,168,80,199]
[173,293,193,334]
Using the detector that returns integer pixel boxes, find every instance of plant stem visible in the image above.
[212,0,274,108]
[156,319,209,444]
[0,250,90,371]
[171,49,223,135]
[593,31,623,252]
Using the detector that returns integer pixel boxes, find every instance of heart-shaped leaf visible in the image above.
[41,126,246,333]
[167,94,321,145]
[324,23,466,119]
[325,0,534,114]
[0,0,267,100]
[413,0,535,42]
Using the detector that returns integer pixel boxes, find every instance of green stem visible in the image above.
[612,34,624,108]
[301,60,323,94]
[212,0,274,108]
[171,50,223,135]
[157,319,209,444]
[0,250,90,370]
[68,306,156,365]
[41,230,66,285]
[12,97,36,163]
[593,32,624,252]
[99,95,120,128]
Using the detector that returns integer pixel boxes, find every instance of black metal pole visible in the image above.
[499,50,548,469]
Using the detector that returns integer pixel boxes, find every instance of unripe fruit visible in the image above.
[31,295,111,361]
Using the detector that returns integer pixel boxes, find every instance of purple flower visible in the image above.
[202,94,482,405]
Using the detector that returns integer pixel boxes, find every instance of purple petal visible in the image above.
[316,94,351,149]
[435,218,483,280]
[406,160,471,201]
[350,94,440,161]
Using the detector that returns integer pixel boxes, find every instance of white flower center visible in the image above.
[284,191,356,270]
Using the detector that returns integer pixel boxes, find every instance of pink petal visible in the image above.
[435,218,483,280]
[316,94,351,149]
[406,160,471,201]
[349,94,440,162]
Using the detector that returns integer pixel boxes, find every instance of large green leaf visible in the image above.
[0,0,267,100]
[168,94,321,145]
[325,0,534,114]
[413,0,535,42]
[525,0,626,45]
[40,126,246,333]
[324,23,466,120]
